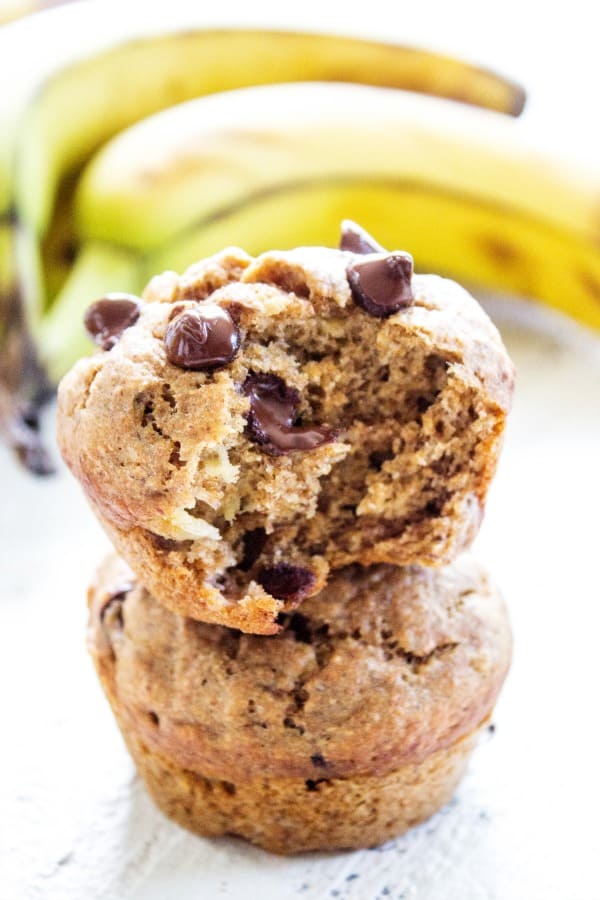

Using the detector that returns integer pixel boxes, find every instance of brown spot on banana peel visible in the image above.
[477,234,526,267]
[579,269,600,304]
[167,174,588,251]
[478,236,600,312]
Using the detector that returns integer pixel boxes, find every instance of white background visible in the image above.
[1,2,600,899]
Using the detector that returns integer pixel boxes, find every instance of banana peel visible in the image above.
[37,82,599,380]
[0,6,529,470]
[0,13,526,236]
[0,5,530,471]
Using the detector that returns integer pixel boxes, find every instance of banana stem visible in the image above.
[0,220,55,473]
[0,219,50,404]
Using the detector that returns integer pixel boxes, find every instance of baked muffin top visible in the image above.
[59,230,514,632]
[89,553,512,780]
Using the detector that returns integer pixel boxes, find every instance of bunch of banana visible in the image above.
[0,2,527,467]
[37,80,600,379]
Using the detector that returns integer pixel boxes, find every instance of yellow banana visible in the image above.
[40,173,79,305]
[0,10,525,350]
[0,7,525,237]
[42,176,600,382]
[0,5,525,465]
[40,82,598,380]
[150,179,600,323]
[0,220,14,302]
[0,8,526,302]
[75,83,598,248]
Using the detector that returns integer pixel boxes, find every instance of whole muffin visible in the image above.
[60,226,514,633]
[88,553,512,854]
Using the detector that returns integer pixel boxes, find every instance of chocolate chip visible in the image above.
[238,528,268,571]
[99,584,132,627]
[168,302,189,321]
[165,305,240,370]
[339,219,384,255]
[280,611,313,643]
[148,532,190,552]
[347,252,414,317]
[369,449,394,471]
[84,294,141,350]
[257,563,316,602]
[242,373,336,454]
[311,752,327,768]
[305,778,329,792]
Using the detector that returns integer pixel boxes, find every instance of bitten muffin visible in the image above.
[88,553,512,854]
[60,224,514,633]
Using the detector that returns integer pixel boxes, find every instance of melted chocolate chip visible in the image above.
[339,219,384,255]
[164,305,240,370]
[347,252,414,317]
[168,302,189,322]
[84,294,141,350]
[242,373,335,454]
[257,563,316,602]
[311,752,328,768]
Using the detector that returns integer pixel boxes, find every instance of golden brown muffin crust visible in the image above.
[89,554,511,781]
[118,722,480,854]
[61,244,514,632]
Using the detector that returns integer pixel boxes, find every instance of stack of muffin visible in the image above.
[57,221,514,854]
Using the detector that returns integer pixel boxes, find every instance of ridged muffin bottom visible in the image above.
[88,553,510,853]
[117,712,482,854]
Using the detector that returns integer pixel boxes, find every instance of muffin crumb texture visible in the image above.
[60,244,514,632]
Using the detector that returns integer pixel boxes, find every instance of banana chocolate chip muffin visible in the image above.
[59,223,514,633]
[88,552,512,854]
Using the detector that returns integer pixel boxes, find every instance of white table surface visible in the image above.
[2,2,600,898]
